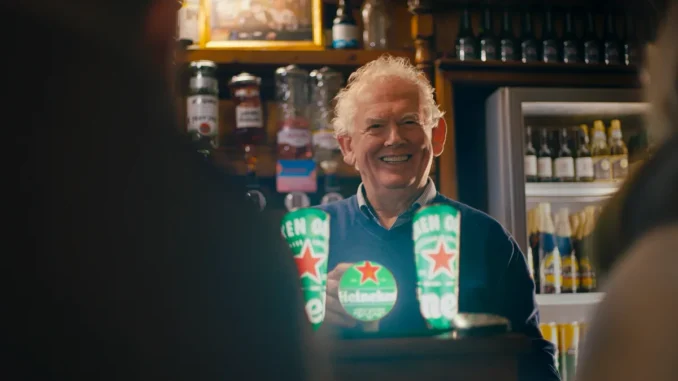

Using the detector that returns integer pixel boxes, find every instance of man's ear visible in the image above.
[432,118,447,157]
[337,135,356,167]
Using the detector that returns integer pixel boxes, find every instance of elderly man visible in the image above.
[318,56,559,381]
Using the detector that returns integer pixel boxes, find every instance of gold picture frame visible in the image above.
[200,0,324,50]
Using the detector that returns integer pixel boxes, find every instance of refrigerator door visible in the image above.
[485,87,646,253]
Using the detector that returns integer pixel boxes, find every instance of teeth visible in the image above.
[381,155,410,163]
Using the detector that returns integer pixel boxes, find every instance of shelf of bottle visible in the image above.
[211,145,361,178]
[536,292,605,306]
[525,181,622,199]
[436,58,639,76]
[182,48,415,66]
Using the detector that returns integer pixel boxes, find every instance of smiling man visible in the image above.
[317,56,560,381]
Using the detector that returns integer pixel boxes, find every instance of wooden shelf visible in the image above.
[183,49,415,66]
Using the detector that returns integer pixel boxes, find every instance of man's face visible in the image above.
[338,78,434,194]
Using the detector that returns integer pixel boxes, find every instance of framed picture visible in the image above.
[201,0,323,50]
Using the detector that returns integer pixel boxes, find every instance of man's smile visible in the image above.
[379,154,412,163]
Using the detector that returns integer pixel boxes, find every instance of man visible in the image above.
[318,56,559,380]
[5,1,325,380]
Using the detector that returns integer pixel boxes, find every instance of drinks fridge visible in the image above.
[484,87,649,324]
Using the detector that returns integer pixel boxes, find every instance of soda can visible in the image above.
[412,204,461,330]
[558,322,580,381]
[540,322,560,373]
[280,208,330,331]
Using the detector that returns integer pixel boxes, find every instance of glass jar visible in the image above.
[187,60,219,154]
[229,72,265,147]
[275,65,312,160]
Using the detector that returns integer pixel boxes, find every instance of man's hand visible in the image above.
[324,263,357,328]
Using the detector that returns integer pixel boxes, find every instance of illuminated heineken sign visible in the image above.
[338,261,398,322]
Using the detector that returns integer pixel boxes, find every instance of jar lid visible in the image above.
[276,64,308,78]
[189,60,217,69]
[229,72,261,86]
[310,66,343,87]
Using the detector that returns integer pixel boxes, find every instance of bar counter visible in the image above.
[331,333,530,381]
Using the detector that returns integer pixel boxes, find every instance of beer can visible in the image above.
[280,208,330,331]
[558,322,580,381]
[540,322,560,373]
[412,204,461,330]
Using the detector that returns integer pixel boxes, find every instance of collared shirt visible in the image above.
[356,178,438,229]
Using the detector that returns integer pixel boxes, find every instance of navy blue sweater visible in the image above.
[318,193,560,381]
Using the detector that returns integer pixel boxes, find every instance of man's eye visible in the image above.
[368,124,382,129]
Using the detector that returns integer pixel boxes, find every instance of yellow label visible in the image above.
[540,253,562,293]
[610,154,628,179]
[592,156,612,180]
[579,258,596,290]
[562,255,580,292]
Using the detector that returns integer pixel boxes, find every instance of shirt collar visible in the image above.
[357,178,438,223]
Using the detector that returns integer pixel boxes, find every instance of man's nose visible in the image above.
[384,124,406,146]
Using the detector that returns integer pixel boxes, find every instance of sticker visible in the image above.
[338,261,397,322]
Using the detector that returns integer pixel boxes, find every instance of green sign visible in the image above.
[338,261,397,322]
[412,204,461,330]
[281,208,330,331]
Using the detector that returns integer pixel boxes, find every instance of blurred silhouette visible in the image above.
[4,1,327,380]
[576,2,678,381]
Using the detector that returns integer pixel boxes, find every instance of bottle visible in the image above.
[537,128,553,182]
[478,6,498,61]
[362,0,389,50]
[177,0,200,47]
[577,206,597,292]
[229,72,266,147]
[524,126,538,182]
[275,65,312,160]
[562,9,580,63]
[623,12,640,66]
[574,125,595,182]
[608,119,629,180]
[541,7,560,63]
[526,208,536,282]
[538,203,562,294]
[187,60,219,157]
[554,128,575,182]
[590,120,612,181]
[499,8,517,62]
[555,208,578,293]
[583,11,600,64]
[310,67,345,204]
[520,9,539,63]
[528,206,542,293]
[455,7,477,61]
[603,13,621,65]
[333,0,359,49]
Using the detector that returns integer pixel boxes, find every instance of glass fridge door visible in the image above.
[485,87,649,323]
[485,87,648,252]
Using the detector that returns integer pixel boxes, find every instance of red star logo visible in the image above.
[355,261,381,285]
[422,239,457,278]
[294,240,325,282]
